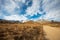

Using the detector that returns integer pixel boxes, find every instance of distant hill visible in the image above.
[0,19,21,24]
[0,19,60,24]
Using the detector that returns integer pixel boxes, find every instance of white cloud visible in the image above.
[0,13,2,16]
[42,9,60,21]
[42,0,60,21]
[43,0,60,12]
[4,15,28,22]
[1,0,60,21]
[0,11,3,16]
[14,0,26,3]
[4,0,17,14]
[26,0,40,16]
[4,0,26,15]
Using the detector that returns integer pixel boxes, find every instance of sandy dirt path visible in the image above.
[43,25,60,40]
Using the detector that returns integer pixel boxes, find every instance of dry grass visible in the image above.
[41,21,60,27]
[0,22,44,40]
[47,22,60,27]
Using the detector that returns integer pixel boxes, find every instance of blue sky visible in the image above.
[0,0,60,22]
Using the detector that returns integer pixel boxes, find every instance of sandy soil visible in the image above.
[43,25,60,40]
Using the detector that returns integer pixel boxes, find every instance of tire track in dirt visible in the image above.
[43,25,60,40]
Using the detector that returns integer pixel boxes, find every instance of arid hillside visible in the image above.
[0,19,60,40]
[0,20,44,40]
[38,20,60,27]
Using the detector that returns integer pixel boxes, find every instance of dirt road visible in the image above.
[43,25,60,40]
